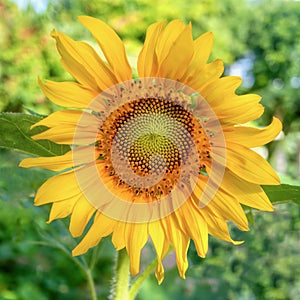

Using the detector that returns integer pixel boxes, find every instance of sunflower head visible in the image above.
[20,16,281,283]
[70,77,227,224]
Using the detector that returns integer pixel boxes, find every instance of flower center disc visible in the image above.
[97,97,204,201]
[73,78,226,223]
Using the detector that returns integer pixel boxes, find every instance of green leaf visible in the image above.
[0,112,70,157]
[23,106,46,117]
[262,184,300,205]
[246,209,255,226]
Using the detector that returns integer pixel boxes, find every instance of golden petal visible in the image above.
[69,196,96,237]
[149,221,170,284]
[181,32,214,82]
[72,212,115,256]
[226,144,280,185]
[112,221,126,250]
[162,216,190,279]
[157,23,194,80]
[178,200,208,257]
[221,170,274,211]
[224,117,282,147]
[38,78,98,108]
[51,30,117,91]
[199,205,244,245]
[184,58,224,90]
[125,223,148,275]
[155,20,186,63]
[31,111,99,145]
[34,170,81,205]
[137,20,166,77]
[192,32,214,67]
[47,197,78,223]
[19,151,73,171]
[31,110,97,128]
[78,16,132,82]
[194,177,249,231]
[201,76,242,105]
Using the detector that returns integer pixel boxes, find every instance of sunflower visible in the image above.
[20,17,282,283]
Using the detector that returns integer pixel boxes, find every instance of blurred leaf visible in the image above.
[0,112,70,156]
[23,106,46,117]
[246,209,255,226]
[262,184,300,205]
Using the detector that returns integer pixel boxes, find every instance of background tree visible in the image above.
[0,0,299,299]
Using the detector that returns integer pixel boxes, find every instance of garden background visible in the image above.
[0,0,299,299]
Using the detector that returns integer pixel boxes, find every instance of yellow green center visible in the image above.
[97,97,209,201]
[129,133,180,175]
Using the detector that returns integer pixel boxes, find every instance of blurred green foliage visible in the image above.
[0,0,299,299]
[1,149,299,299]
[246,0,300,133]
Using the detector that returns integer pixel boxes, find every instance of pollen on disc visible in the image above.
[95,96,210,202]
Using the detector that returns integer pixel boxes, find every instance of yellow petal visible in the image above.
[31,110,98,129]
[78,16,132,82]
[34,170,81,205]
[112,221,126,250]
[149,221,170,261]
[178,201,208,257]
[31,126,96,145]
[137,21,165,77]
[194,178,249,231]
[149,220,170,284]
[192,32,214,67]
[155,261,165,285]
[125,223,148,275]
[186,58,224,91]
[157,23,194,80]
[19,151,72,171]
[215,95,264,124]
[38,78,99,109]
[51,30,117,91]
[47,197,78,223]
[224,117,282,148]
[72,212,115,256]
[210,93,264,124]
[155,20,186,63]
[226,144,280,185]
[201,76,242,106]
[199,205,243,245]
[214,93,261,111]
[181,32,214,82]
[69,196,96,237]
[191,184,243,245]
[163,216,190,278]
[210,190,249,231]
[221,170,274,211]
[31,111,99,145]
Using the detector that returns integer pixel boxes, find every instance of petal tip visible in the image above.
[18,159,27,168]
[202,31,214,41]
[77,15,90,25]
[233,240,244,246]
[155,263,165,285]
[72,246,85,257]
[50,28,57,38]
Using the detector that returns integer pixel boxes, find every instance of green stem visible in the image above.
[128,257,157,300]
[86,268,98,300]
[27,240,87,272]
[27,240,97,300]
[89,243,103,270]
[111,248,130,300]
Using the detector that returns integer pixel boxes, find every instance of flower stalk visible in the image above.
[86,268,98,300]
[128,257,157,300]
[111,248,130,300]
